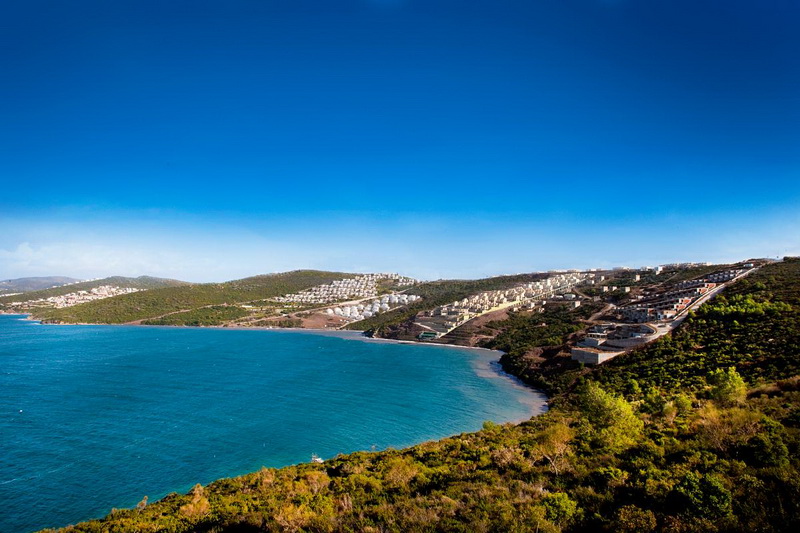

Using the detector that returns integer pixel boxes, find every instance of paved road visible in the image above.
[649,267,758,339]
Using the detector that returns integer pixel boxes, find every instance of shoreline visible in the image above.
[18,313,509,356]
[12,313,547,408]
[9,314,555,400]
[1,313,545,532]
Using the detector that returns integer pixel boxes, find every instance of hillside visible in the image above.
[42,259,800,532]
[346,264,727,341]
[499,259,800,397]
[0,276,80,294]
[32,270,353,324]
[344,273,550,337]
[0,276,189,308]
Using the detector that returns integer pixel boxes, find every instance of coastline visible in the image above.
[23,312,547,392]
[16,314,549,411]
[2,313,548,531]
[16,314,551,413]
[21,313,500,354]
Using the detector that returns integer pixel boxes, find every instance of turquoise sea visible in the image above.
[0,314,546,532]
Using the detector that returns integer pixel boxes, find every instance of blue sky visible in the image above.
[1,0,799,281]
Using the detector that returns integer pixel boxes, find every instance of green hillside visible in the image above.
[344,273,549,335]
[502,259,800,397]
[0,276,189,307]
[141,305,251,327]
[43,259,800,532]
[346,265,722,338]
[33,270,352,324]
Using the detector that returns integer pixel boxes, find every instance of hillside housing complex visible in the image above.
[6,285,141,310]
[326,293,422,321]
[572,266,755,365]
[619,268,749,323]
[416,272,594,338]
[272,273,416,305]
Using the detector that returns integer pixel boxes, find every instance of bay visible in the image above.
[0,314,545,532]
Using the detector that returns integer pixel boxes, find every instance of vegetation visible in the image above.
[40,260,800,532]
[480,304,602,392]
[345,274,549,336]
[0,276,189,307]
[43,375,800,532]
[31,271,352,324]
[483,304,600,358]
[141,306,250,327]
[579,260,800,398]
[0,275,80,294]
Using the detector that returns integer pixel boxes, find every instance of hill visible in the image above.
[42,259,800,532]
[0,276,189,308]
[32,270,353,324]
[345,264,726,341]
[0,276,81,294]
[344,273,551,337]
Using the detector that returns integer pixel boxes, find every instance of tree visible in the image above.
[671,472,732,520]
[577,381,643,453]
[708,367,747,405]
[274,503,314,532]
[642,386,667,414]
[542,492,578,525]
[613,505,657,532]
[531,420,574,475]
[625,378,642,398]
[673,393,693,417]
[746,416,790,468]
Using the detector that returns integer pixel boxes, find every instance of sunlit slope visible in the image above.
[34,270,352,324]
[44,259,800,532]
[344,273,549,334]
[0,276,189,306]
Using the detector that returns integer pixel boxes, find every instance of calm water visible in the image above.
[0,315,545,532]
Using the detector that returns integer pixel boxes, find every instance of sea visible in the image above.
[0,314,546,532]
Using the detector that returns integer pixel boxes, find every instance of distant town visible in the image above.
[0,259,769,366]
[4,285,141,310]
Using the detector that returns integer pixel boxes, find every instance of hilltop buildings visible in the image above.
[619,268,747,323]
[273,273,416,305]
[572,266,754,364]
[7,286,141,310]
[327,293,421,321]
[269,273,421,324]
[416,272,593,338]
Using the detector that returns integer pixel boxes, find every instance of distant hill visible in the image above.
[0,276,81,294]
[31,270,352,324]
[0,276,191,307]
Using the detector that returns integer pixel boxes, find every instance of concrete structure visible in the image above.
[571,323,656,364]
[570,347,624,365]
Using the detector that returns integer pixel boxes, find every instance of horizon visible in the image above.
[0,255,782,286]
[2,1,799,282]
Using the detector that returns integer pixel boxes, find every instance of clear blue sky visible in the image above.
[1,0,798,281]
